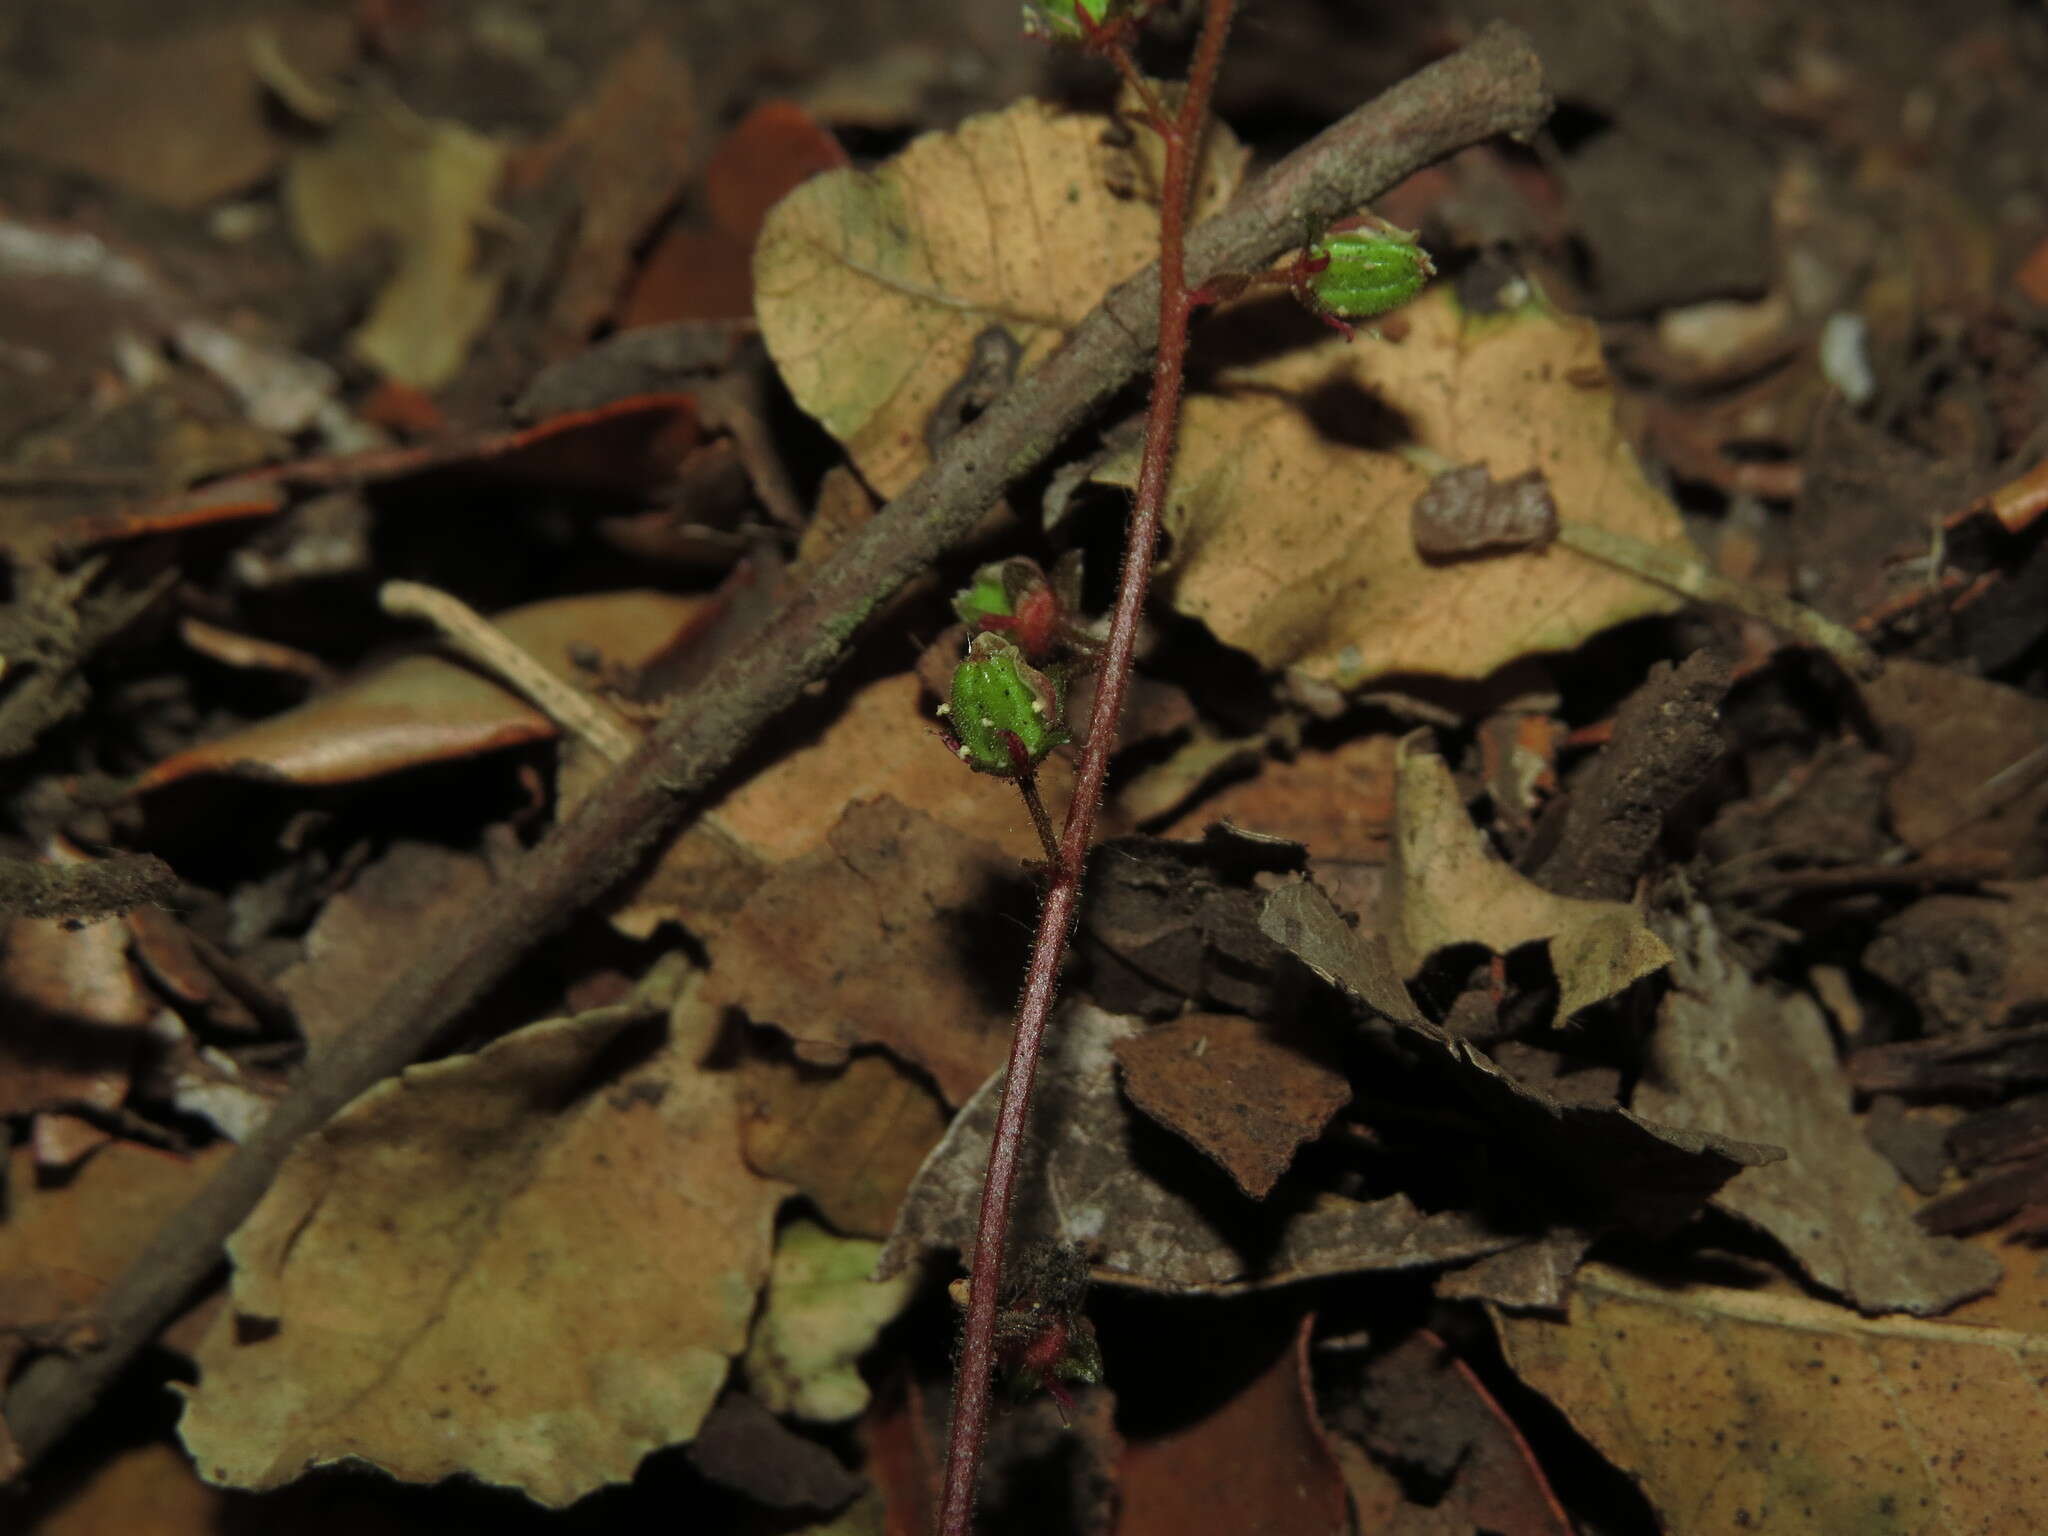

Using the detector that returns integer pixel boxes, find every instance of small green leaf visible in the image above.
[944,633,1067,777]
[1309,226,1434,322]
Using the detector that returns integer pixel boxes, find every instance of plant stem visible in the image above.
[1015,772,1060,867]
[935,3,1235,1530]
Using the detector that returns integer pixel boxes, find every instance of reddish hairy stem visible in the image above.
[936,3,1236,1531]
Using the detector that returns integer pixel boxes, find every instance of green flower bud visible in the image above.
[943,633,1067,778]
[1022,0,1117,41]
[952,559,1021,631]
[1308,226,1434,322]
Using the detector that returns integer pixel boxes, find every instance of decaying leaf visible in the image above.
[744,1218,917,1423]
[879,1001,1512,1293]
[1113,1011,1351,1199]
[703,795,1027,1105]
[284,96,507,387]
[274,840,495,1051]
[1115,1315,1348,1536]
[139,590,707,790]
[1324,1329,1572,1536]
[179,970,791,1507]
[1496,1257,2048,1535]
[688,1390,865,1512]
[754,92,1246,496]
[1389,743,1672,1022]
[1097,285,1686,688]
[1258,880,1781,1234]
[740,1049,950,1239]
[0,1140,230,1479]
[1862,659,2048,873]
[1638,905,2000,1315]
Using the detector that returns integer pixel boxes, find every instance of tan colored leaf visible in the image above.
[614,671,1070,938]
[179,974,791,1507]
[1390,742,1670,1021]
[1496,1258,2048,1536]
[285,99,507,386]
[754,93,1246,497]
[0,18,354,211]
[740,1049,950,1239]
[1101,286,1686,687]
[743,1218,917,1423]
[704,795,1021,1106]
[139,590,706,790]
[1639,905,2000,1315]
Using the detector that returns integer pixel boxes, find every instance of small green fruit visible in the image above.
[944,633,1067,778]
[1308,226,1434,322]
[952,558,1023,631]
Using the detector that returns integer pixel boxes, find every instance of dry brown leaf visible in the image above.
[1638,904,2000,1315]
[1327,1329,1572,1536]
[1863,659,2048,872]
[1496,1257,2048,1535]
[1390,743,1671,1021]
[704,795,1022,1105]
[273,841,496,1052]
[1157,733,1397,861]
[1114,1315,1348,1536]
[740,1049,949,1239]
[1113,1012,1350,1199]
[879,1000,1512,1293]
[1258,880,1781,1235]
[0,17,355,210]
[1096,286,1686,687]
[139,590,706,790]
[0,846,161,1117]
[616,671,1069,939]
[527,31,698,350]
[754,92,1246,496]
[285,97,507,387]
[179,971,790,1506]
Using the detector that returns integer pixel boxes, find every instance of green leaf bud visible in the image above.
[943,633,1067,777]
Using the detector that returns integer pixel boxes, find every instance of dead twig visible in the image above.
[0,24,1549,1475]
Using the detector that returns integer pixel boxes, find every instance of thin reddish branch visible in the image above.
[935,4,1236,1531]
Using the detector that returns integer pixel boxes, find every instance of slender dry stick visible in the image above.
[935,4,1235,1531]
[0,27,1547,1477]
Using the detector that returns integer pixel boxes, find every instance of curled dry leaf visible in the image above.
[1258,880,1782,1235]
[139,590,708,791]
[1390,743,1672,1022]
[743,1217,917,1424]
[179,974,791,1507]
[879,1001,1512,1294]
[1639,904,2000,1315]
[1496,1255,2048,1536]
[754,92,1246,497]
[1097,286,1687,688]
